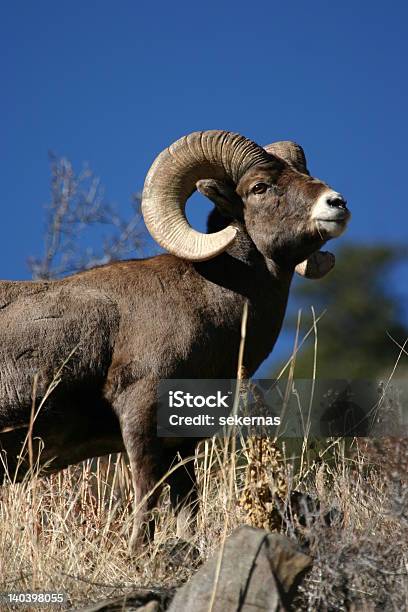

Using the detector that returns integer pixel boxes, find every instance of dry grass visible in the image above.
[1,314,407,610]
[1,434,407,611]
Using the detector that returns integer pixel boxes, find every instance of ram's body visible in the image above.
[0,130,350,549]
[0,240,288,472]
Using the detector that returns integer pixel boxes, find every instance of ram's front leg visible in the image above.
[113,380,164,553]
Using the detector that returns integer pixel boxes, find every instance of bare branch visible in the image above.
[28,154,146,279]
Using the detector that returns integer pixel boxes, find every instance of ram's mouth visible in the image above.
[315,213,350,237]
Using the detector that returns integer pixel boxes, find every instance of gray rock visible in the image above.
[168,526,312,612]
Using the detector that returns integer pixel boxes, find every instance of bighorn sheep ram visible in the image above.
[0,130,350,549]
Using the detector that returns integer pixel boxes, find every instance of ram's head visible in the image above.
[142,131,350,277]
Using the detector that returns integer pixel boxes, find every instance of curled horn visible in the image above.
[295,251,335,279]
[141,130,271,261]
[264,141,309,175]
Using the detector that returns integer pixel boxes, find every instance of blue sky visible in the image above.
[1,1,407,370]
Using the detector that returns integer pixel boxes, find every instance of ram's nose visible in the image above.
[326,194,348,209]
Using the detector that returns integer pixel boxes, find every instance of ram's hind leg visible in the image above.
[113,381,164,553]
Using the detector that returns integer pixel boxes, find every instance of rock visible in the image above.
[168,525,312,611]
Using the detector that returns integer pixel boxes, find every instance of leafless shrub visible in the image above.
[291,447,408,611]
[357,436,408,525]
[28,153,146,280]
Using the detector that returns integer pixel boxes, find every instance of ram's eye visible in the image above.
[252,182,268,194]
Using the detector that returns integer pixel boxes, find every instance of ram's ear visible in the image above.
[196,179,243,218]
[296,251,335,279]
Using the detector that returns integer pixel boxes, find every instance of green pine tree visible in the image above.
[279,243,408,379]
